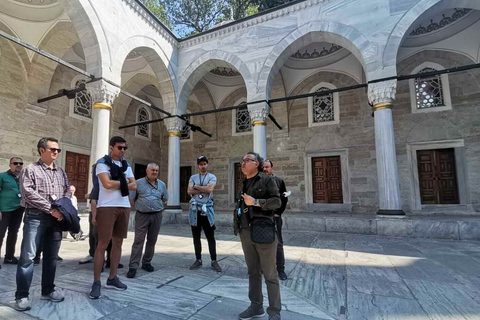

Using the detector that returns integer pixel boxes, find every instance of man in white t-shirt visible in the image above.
[89,136,136,299]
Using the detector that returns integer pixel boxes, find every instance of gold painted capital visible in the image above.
[169,132,181,137]
[93,102,112,110]
[252,120,267,126]
[373,103,393,112]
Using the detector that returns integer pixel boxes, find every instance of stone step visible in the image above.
[157,210,480,241]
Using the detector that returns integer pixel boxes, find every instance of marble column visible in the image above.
[86,80,120,192]
[165,117,184,209]
[368,80,404,215]
[248,102,270,159]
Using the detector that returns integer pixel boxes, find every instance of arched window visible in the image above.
[308,82,339,126]
[136,107,150,139]
[180,115,191,140]
[69,76,92,122]
[409,62,452,114]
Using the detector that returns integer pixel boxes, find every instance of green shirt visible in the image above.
[0,170,21,212]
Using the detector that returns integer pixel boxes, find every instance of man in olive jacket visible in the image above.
[234,152,282,320]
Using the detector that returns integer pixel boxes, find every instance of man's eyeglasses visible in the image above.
[48,148,62,153]
[116,146,128,151]
[11,162,23,166]
[240,158,256,164]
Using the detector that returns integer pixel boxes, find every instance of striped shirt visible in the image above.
[20,160,70,213]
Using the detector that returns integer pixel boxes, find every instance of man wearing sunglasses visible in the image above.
[234,152,282,320]
[90,136,136,299]
[15,138,70,311]
[263,160,288,281]
[0,158,25,268]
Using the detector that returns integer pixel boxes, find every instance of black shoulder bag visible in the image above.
[244,179,276,244]
[250,217,276,244]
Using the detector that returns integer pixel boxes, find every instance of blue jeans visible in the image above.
[15,210,62,299]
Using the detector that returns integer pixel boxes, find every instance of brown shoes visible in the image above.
[211,260,222,272]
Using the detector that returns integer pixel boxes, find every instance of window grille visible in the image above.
[137,107,149,138]
[313,87,334,122]
[73,80,92,118]
[236,105,251,133]
[415,67,445,109]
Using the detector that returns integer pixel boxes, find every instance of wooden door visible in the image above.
[417,149,459,204]
[180,166,192,203]
[65,151,90,202]
[134,163,147,180]
[312,156,343,203]
[234,163,246,201]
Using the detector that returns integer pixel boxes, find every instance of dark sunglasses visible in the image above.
[116,146,128,151]
[48,148,62,153]
[11,162,23,166]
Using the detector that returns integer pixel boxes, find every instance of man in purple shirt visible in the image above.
[14,137,70,311]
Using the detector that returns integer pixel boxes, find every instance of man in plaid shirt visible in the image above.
[14,137,70,311]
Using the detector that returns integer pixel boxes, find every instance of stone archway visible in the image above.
[177,50,253,114]
[113,39,177,113]
[256,21,374,100]
[383,0,480,79]
[57,0,109,78]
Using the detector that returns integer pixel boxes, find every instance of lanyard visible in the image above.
[199,173,208,186]
[145,178,158,190]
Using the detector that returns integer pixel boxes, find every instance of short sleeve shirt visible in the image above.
[0,171,21,212]
[189,173,216,203]
[96,160,134,208]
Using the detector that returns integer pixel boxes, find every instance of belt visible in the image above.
[137,210,162,214]
[26,208,48,216]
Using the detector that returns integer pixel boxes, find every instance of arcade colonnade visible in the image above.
[1,0,480,214]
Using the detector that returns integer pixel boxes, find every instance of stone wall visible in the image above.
[395,50,480,212]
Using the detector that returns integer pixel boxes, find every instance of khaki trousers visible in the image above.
[240,227,281,316]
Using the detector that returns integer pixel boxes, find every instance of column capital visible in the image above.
[368,80,397,106]
[248,101,270,124]
[87,80,120,106]
[165,117,184,135]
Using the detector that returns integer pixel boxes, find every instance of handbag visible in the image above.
[250,217,276,244]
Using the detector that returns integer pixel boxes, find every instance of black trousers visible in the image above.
[191,211,217,261]
[275,217,285,272]
[0,207,24,259]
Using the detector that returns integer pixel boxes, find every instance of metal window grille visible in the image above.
[73,80,92,118]
[181,116,191,140]
[137,107,149,137]
[236,105,251,133]
[415,67,445,109]
[313,87,334,122]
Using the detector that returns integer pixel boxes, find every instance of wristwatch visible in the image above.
[253,198,258,206]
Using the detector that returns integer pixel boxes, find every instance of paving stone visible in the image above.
[1,225,479,320]
[347,291,429,320]
[0,286,126,320]
[102,305,177,320]
[404,279,480,320]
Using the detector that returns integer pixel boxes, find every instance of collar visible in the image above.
[38,159,57,170]
[7,169,18,179]
[145,177,158,185]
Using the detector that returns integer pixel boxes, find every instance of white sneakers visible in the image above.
[14,297,31,311]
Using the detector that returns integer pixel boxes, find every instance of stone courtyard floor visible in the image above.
[1,220,480,320]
